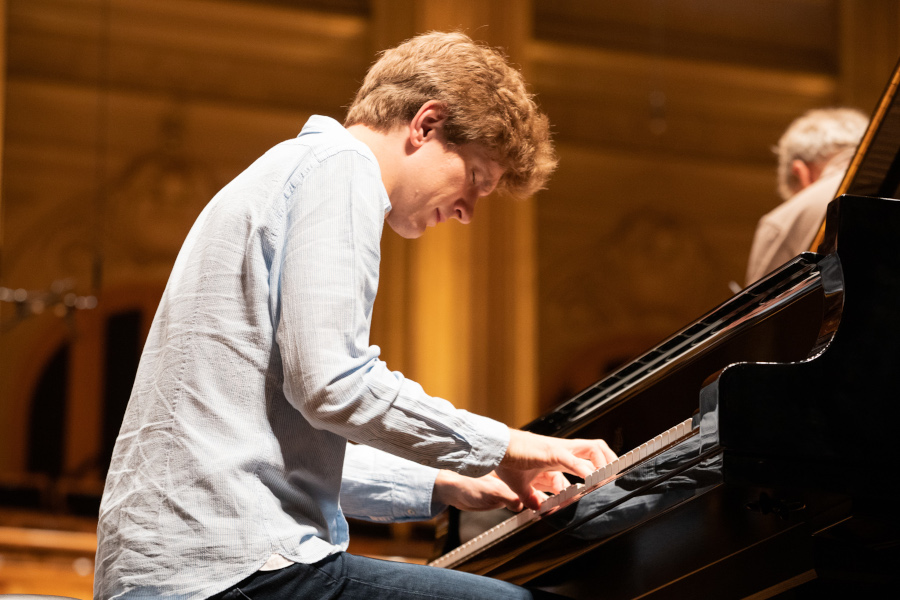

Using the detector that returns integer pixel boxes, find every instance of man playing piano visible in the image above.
[94,31,616,600]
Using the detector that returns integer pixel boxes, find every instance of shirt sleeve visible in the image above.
[276,148,509,478]
[340,442,447,522]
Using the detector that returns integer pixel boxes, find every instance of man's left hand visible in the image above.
[434,470,554,512]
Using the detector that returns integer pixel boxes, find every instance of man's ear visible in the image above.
[790,159,815,191]
[408,100,448,149]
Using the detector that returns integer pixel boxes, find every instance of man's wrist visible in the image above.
[431,470,459,512]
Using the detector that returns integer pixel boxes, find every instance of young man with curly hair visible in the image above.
[95,32,614,600]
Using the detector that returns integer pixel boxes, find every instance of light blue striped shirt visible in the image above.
[94,116,510,600]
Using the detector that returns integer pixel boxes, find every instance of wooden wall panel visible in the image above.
[2,0,899,479]
[527,2,896,411]
[534,0,839,74]
[7,0,370,113]
[536,143,774,405]
[0,0,367,473]
[529,40,839,162]
[839,0,900,111]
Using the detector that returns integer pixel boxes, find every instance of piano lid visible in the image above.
[810,55,900,251]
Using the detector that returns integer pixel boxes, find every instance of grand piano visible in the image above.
[428,61,900,599]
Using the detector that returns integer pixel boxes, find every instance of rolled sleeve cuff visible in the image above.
[453,412,510,478]
[391,463,442,521]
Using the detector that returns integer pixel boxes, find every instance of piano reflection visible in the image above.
[429,60,900,599]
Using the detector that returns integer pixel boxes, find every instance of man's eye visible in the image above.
[471,170,476,185]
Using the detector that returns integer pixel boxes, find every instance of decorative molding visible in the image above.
[543,206,720,331]
[7,0,369,114]
[528,39,838,162]
[102,103,218,284]
[534,0,839,74]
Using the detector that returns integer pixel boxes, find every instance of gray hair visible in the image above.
[775,107,868,200]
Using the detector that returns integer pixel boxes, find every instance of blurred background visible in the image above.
[0,0,898,596]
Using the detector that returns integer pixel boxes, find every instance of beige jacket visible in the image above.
[746,159,849,285]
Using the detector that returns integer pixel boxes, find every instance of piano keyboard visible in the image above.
[429,418,696,569]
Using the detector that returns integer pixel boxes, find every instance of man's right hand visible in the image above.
[494,429,617,511]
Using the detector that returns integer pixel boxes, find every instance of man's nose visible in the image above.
[453,198,474,224]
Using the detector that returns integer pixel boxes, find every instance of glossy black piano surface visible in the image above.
[435,196,900,599]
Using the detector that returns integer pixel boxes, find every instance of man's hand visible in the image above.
[433,471,525,512]
[494,430,617,511]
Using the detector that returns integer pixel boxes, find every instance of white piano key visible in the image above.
[539,494,559,514]
[619,447,641,466]
[516,508,534,527]
[622,449,636,470]
[601,462,614,479]
[568,483,584,501]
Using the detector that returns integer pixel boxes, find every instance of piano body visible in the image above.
[430,62,900,599]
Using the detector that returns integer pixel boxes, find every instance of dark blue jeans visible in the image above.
[208,552,567,599]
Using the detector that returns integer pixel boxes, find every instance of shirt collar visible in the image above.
[298,114,345,137]
[298,115,392,216]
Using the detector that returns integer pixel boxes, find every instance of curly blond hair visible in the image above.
[345,31,557,199]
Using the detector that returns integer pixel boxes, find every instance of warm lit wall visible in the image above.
[0,0,541,479]
[532,0,900,408]
[1,0,899,479]
[0,0,370,474]
[0,0,5,252]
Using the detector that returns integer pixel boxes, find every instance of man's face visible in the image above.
[386,138,504,239]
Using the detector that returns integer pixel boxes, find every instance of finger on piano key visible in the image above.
[429,418,697,569]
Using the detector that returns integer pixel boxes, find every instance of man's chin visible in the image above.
[387,220,426,239]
